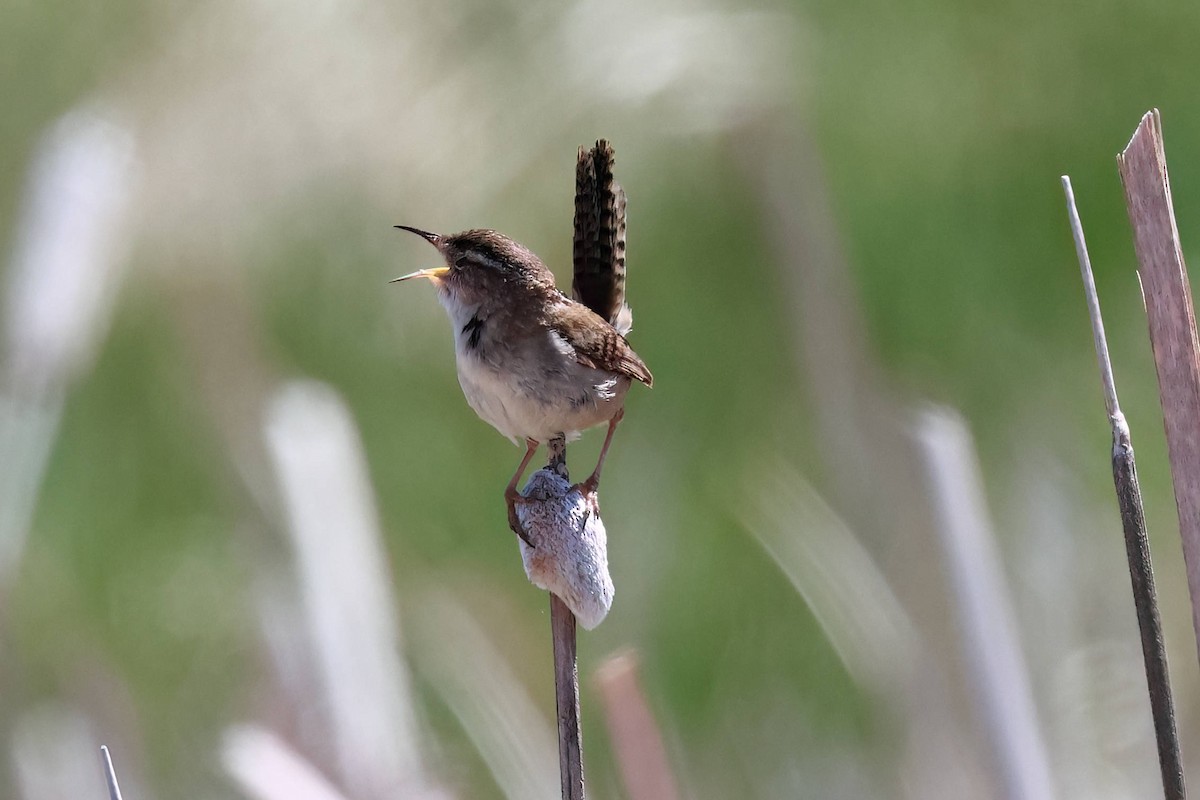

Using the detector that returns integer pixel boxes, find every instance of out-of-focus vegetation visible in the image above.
[3,0,1200,798]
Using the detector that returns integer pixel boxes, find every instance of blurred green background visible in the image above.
[4,0,1200,798]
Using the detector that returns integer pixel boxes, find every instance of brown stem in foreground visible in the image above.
[1114,428,1186,800]
[1117,109,1200,674]
[1063,174,1185,800]
[595,651,680,800]
[551,595,584,800]
[545,434,585,800]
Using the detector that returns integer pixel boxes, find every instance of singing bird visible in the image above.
[392,229,651,540]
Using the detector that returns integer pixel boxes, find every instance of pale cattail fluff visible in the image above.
[0,106,135,585]
[222,724,353,800]
[914,407,1056,800]
[11,705,107,800]
[263,380,429,799]
[4,106,136,391]
[516,468,614,630]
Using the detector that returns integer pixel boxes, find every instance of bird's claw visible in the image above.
[506,492,536,547]
[570,477,601,515]
[571,475,599,497]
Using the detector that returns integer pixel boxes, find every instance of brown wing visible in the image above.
[553,302,653,387]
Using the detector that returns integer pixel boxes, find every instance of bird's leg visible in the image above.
[505,438,540,501]
[576,407,624,497]
[505,438,539,545]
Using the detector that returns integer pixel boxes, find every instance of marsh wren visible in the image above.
[392,225,652,541]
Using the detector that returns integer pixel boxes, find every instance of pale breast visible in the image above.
[454,329,630,443]
[438,290,629,442]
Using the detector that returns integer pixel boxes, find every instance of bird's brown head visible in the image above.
[392,226,556,301]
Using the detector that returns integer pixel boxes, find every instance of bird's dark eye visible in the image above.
[455,255,471,270]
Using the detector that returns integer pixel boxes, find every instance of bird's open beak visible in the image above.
[390,266,450,283]
[392,225,449,283]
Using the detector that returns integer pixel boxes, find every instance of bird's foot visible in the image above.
[572,475,599,496]
[505,488,536,547]
[570,475,602,515]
